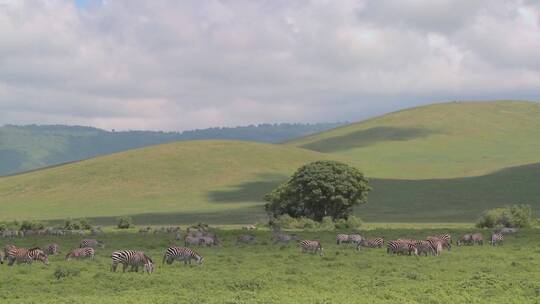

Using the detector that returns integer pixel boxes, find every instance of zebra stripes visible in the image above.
[80,239,104,249]
[44,243,60,255]
[6,247,49,266]
[111,250,154,274]
[336,234,349,244]
[163,247,204,265]
[300,240,324,256]
[66,247,95,260]
[490,233,504,246]
[427,234,452,251]
[387,240,418,256]
[357,237,384,249]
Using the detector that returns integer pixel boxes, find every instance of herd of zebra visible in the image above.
[0,227,514,274]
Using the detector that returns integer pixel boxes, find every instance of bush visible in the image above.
[19,220,45,231]
[320,216,335,230]
[334,215,362,230]
[64,218,93,230]
[117,216,133,229]
[0,221,19,231]
[476,204,532,228]
[54,267,81,280]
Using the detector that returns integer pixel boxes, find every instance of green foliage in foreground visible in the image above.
[0,228,538,303]
[476,204,533,228]
[265,160,370,221]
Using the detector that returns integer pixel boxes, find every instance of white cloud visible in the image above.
[0,0,539,131]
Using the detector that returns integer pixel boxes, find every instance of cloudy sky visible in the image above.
[1,0,539,131]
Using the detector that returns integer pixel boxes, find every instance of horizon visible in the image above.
[2,1,540,131]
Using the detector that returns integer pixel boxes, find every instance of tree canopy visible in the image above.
[264,160,371,221]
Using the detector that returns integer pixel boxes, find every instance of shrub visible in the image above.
[0,221,19,231]
[320,216,335,230]
[64,218,93,230]
[117,216,133,229]
[476,204,532,228]
[334,215,363,229]
[54,267,81,280]
[19,220,45,231]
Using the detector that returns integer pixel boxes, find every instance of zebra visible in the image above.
[471,233,484,245]
[273,233,298,244]
[185,236,203,246]
[336,234,349,245]
[457,234,473,246]
[348,234,364,245]
[44,243,60,255]
[300,240,324,256]
[427,235,451,251]
[357,237,384,249]
[6,247,49,266]
[415,240,436,256]
[80,239,104,249]
[66,247,95,261]
[162,247,204,265]
[4,244,15,257]
[111,250,154,274]
[237,234,256,244]
[490,233,504,246]
[426,239,443,256]
[200,236,218,246]
[387,241,418,256]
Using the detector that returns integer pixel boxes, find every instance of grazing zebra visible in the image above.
[273,233,298,244]
[457,234,473,246]
[490,233,504,246]
[162,247,204,265]
[200,236,218,246]
[3,244,15,258]
[66,247,95,261]
[348,234,364,245]
[336,234,349,245]
[414,240,436,256]
[357,237,384,249]
[471,233,484,245]
[80,239,104,249]
[184,236,202,246]
[237,234,256,244]
[44,243,60,255]
[300,240,324,256]
[111,250,154,274]
[426,239,443,256]
[427,235,452,251]
[6,247,49,266]
[387,241,418,256]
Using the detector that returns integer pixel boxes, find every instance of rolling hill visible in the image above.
[0,140,333,223]
[1,101,539,224]
[0,122,344,176]
[288,101,540,179]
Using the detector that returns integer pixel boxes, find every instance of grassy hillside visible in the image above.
[0,122,344,176]
[288,101,540,179]
[0,140,332,222]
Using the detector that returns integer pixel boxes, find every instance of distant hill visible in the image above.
[1,101,540,224]
[0,122,344,176]
[288,101,540,179]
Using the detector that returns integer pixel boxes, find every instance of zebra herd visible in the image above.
[0,227,514,275]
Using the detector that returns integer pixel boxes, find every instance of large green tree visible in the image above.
[264,160,371,221]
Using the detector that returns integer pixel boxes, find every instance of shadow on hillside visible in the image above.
[301,126,436,152]
[362,163,540,222]
[208,174,288,203]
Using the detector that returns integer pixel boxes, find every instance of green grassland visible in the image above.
[0,228,538,303]
[288,101,540,179]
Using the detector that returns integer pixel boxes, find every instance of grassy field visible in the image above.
[288,101,540,179]
[0,227,538,303]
